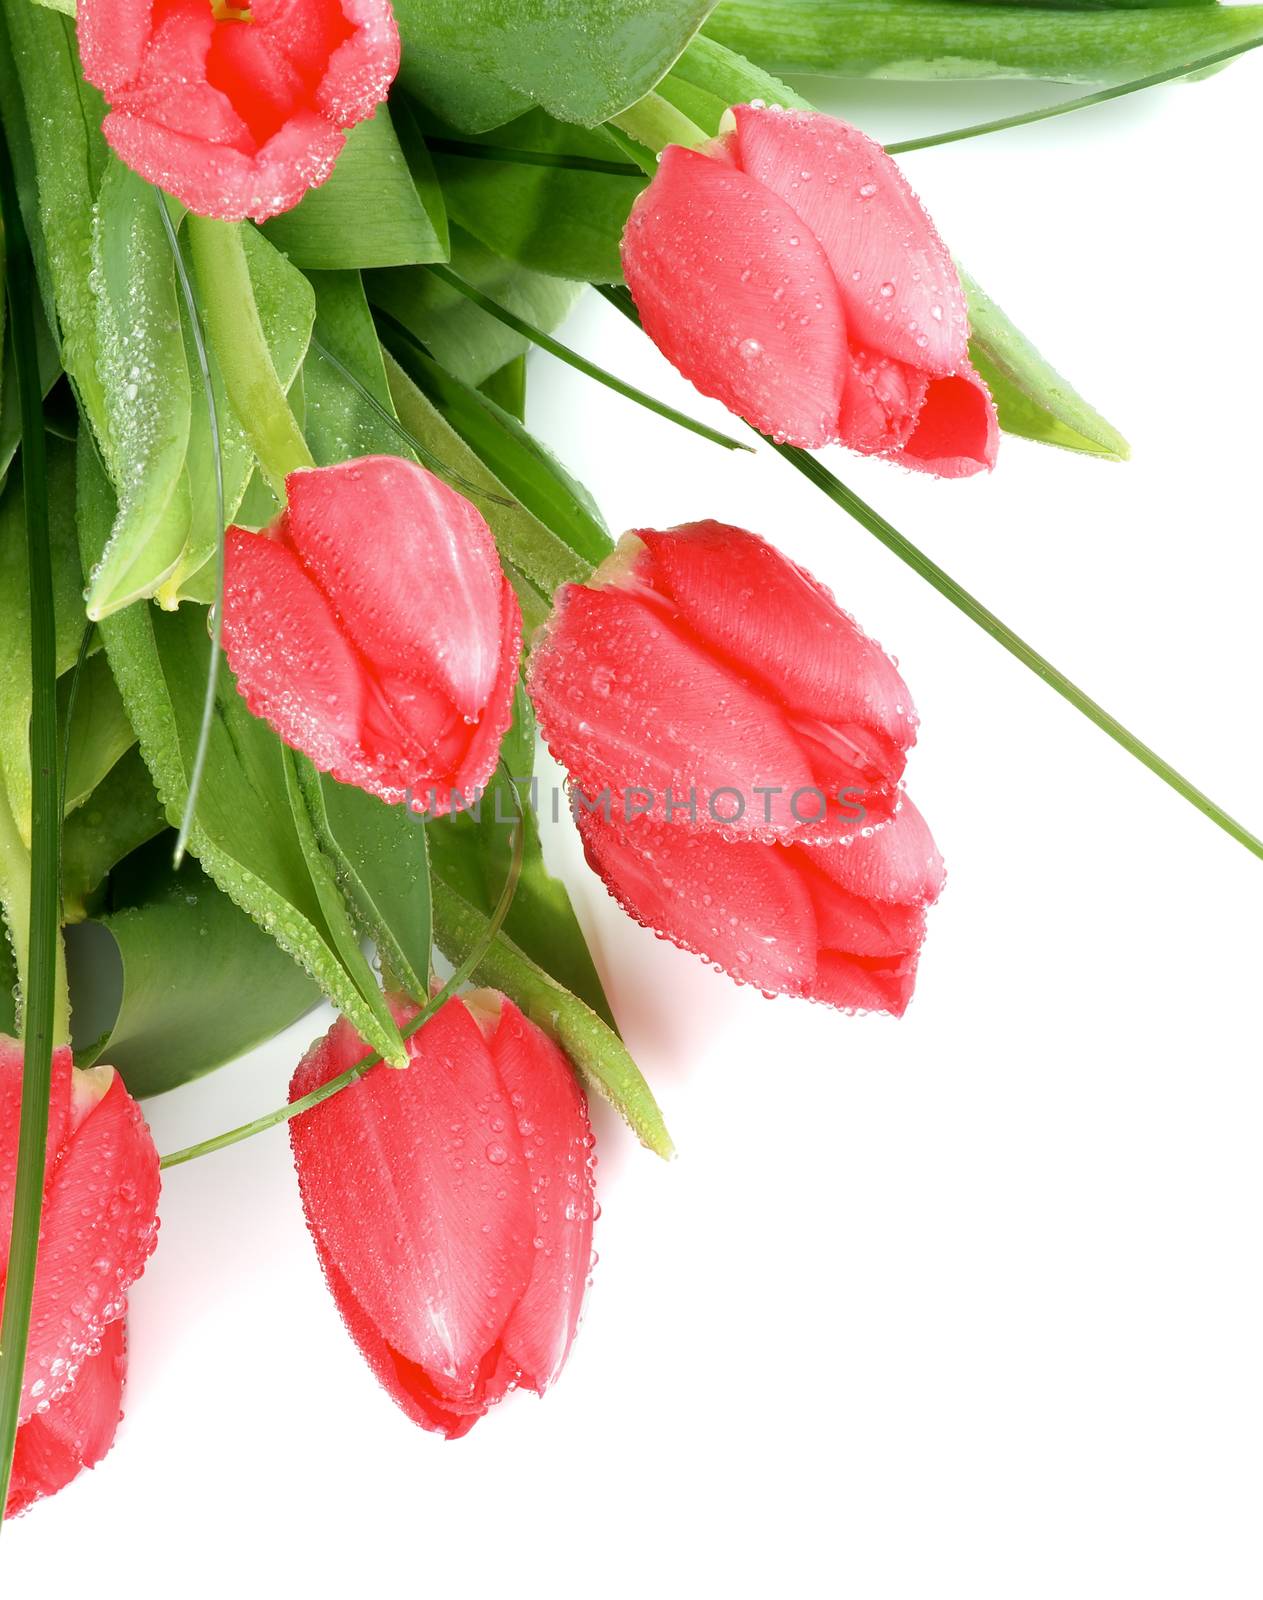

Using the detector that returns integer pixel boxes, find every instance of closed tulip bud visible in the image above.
[529,520,919,840]
[77,0,401,222]
[622,105,998,476]
[222,456,522,815]
[288,992,596,1438]
[1,1040,161,1516]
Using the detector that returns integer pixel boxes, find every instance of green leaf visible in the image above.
[70,840,318,1097]
[427,108,644,283]
[368,227,584,387]
[479,355,526,421]
[76,436,410,1069]
[0,299,63,487]
[305,769,432,1004]
[60,649,135,815]
[400,342,612,571]
[61,746,166,922]
[0,438,87,847]
[963,270,1130,460]
[393,0,717,132]
[85,159,193,617]
[262,107,448,270]
[301,269,401,463]
[157,222,314,606]
[428,684,615,1025]
[703,0,1263,83]
[431,874,672,1157]
[0,914,16,1037]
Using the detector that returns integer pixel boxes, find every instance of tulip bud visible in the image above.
[528,520,945,1014]
[222,455,522,815]
[77,0,401,222]
[621,105,998,476]
[529,520,918,841]
[1,1041,161,1515]
[289,992,596,1438]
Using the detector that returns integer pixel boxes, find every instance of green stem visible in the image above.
[0,121,65,1529]
[886,35,1263,155]
[775,445,1263,860]
[411,270,752,453]
[185,215,313,498]
[159,765,526,1169]
[609,92,710,155]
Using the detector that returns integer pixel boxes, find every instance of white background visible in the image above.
[7,56,1263,1600]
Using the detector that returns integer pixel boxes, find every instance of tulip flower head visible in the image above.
[76,0,401,222]
[289,993,596,1438]
[222,455,522,815]
[1,1040,161,1516]
[621,105,998,476]
[529,520,946,1014]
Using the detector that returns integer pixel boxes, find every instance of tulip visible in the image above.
[77,0,400,222]
[0,1039,161,1515]
[289,992,596,1438]
[528,520,919,841]
[621,104,998,476]
[222,455,522,815]
[576,791,945,1016]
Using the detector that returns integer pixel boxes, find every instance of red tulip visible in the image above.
[1,1039,160,1515]
[577,792,944,1016]
[222,456,522,815]
[289,992,596,1438]
[528,520,919,841]
[621,105,998,477]
[77,0,400,222]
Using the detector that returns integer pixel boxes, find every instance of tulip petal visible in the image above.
[488,999,595,1394]
[317,0,401,126]
[622,144,847,448]
[0,1040,73,1285]
[810,793,946,907]
[22,1071,160,1423]
[896,365,1000,479]
[578,810,819,997]
[6,1319,127,1519]
[284,458,509,721]
[837,348,929,456]
[289,1003,536,1409]
[798,856,927,958]
[223,526,367,782]
[812,950,922,1017]
[732,105,969,378]
[637,522,917,767]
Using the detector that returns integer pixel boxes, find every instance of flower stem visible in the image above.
[0,122,66,1530]
[775,444,1263,861]
[185,214,313,498]
[158,767,527,1169]
[609,92,710,156]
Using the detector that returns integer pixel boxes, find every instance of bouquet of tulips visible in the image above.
[0,0,1259,1525]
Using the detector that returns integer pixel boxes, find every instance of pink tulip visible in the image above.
[289,992,596,1438]
[222,456,522,815]
[77,0,400,222]
[1,1039,161,1515]
[577,792,944,1016]
[621,105,998,476]
[528,520,919,841]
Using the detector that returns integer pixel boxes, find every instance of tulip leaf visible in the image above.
[703,0,1263,84]
[368,227,584,387]
[426,108,643,283]
[0,301,63,487]
[303,769,433,1006]
[61,746,166,923]
[262,107,449,271]
[430,874,672,1158]
[60,650,136,816]
[427,684,616,1027]
[0,921,15,1038]
[158,223,315,607]
[70,840,318,1097]
[82,159,193,618]
[76,437,410,1071]
[962,270,1130,461]
[392,0,717,133]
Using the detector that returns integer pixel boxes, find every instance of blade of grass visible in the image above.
[0,121,64,1530]
[426,137,645,178]
[415,265,754,454]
